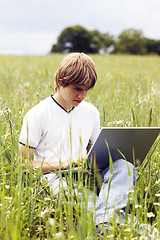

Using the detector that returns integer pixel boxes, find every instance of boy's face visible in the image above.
[56,84,88,111]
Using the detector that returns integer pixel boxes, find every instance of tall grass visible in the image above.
[0,54,160,239]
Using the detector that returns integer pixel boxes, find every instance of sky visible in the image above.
[0,0,160,55]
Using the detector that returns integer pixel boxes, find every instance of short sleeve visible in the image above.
[19,111,43,148]
[90,108,101,144]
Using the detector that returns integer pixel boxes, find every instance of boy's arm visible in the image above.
[19,144,83,174]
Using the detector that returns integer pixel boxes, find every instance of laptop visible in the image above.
[61,127,160,176]
[61,127,160,175]
[84,127,160,171]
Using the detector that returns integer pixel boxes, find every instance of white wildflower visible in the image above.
[153,203,160,206]
[155,193,160,197]
[23,82,30,87]
[37,226,43,231]
[107,120,124,126]
[127,190,134,194]
[48,218,55,226]
[119,209,124,213]
[40,208,51,218]
[40,209,47,218]
[155,178,160,184]
[135,204,142,209]
[124,228,131,232]
[44,197,51,201]
[147,212,155,218]
[55,232,64,238]
[6,210,11,218]
[5,196,13,200]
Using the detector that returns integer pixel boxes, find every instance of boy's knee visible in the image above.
[113,159,138,183]
[113,159,134,172]
[112,159,135,179]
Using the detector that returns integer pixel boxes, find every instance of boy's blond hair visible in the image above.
[55,52,97,91]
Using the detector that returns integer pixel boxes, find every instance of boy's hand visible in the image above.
[61,160,70,169]
[72,155,87,167]
[61,155,87,169]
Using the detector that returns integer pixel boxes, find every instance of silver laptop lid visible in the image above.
[87,127,160,171]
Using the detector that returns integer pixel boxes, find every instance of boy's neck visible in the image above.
[53,93,72,112]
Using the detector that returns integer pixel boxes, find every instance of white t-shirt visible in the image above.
[19,95,100,163]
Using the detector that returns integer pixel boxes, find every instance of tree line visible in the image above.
[51,25,160,55]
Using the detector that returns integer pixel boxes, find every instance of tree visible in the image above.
[51,25,114,54]
[115,28,147,54]
[51,25,93,53]
[51,26,160,55]
[90,30,115,54]
[145,39,160,55]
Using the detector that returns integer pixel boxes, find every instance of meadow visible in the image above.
[0,54,160,239]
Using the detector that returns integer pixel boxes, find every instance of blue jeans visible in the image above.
[44,159,137,225]
[90,159,137,224]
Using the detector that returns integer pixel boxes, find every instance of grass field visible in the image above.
[0,54,160,239]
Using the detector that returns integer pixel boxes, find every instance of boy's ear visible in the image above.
[58,82,62,87]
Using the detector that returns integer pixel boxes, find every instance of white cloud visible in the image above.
[0,28,57,55]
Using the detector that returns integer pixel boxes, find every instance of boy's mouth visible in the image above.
[74,100,81,104]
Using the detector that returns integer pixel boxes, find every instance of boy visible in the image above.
[19,53,100,173]
[19,53,135,227]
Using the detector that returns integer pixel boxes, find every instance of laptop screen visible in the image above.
[87,127,160,171]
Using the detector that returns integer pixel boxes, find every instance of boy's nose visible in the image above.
[78,91,87,100]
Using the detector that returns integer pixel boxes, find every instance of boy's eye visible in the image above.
[75,87,82,91]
